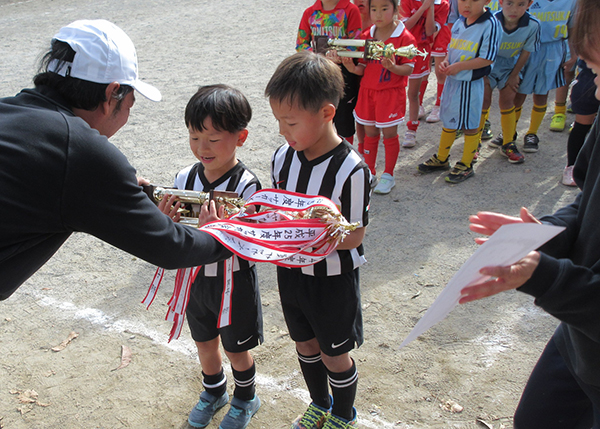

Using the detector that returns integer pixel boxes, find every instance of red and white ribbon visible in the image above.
[144,189,355,341]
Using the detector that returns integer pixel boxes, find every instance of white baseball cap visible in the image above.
[48,19,161,102]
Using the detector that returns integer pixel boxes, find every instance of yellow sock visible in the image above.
[501,107,516,143]
[555,102,566,115]
[515,106,522,128]
[461,133,479,167]
[527,104,547,135]
[437,128,456,161]
[476,108,489,143]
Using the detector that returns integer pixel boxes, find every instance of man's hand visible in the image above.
[158,194,181,222]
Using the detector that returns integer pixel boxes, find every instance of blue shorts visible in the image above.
[519,40,566,95]
[488,56,518,90]
[440,76,485,130]
[570,60,600,116]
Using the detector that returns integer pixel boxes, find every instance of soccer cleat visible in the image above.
[373,172,395,194]
[481,119,493,140]
[445,162,474,184]
[550,113,566,132]
[488,132,517,149]
[219,396,261,429]
[291,402,330,429]
[188,391,230,428]
[417,154,450,174]
[523,133,539,153]
[402,130,417,148]
[562,165,576,187]
[501,142,525,164]
[418,104,426,119]
[322,408,357,429]
[426,105,441,123]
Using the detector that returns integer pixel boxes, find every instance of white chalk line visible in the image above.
[33,294,406,428]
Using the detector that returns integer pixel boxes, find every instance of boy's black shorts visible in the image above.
[571,60,600,116]
[277,266,363,357]
[186,265,263,353]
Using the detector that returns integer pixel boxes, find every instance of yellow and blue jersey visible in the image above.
[528,0,574,44]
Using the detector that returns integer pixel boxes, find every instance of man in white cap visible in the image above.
[0,20,231,300]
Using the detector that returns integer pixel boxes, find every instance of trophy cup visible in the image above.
[313,35,428,61]
[143,184,245,226]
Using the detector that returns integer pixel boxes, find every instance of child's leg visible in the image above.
[434,56,446,107]
[437,127,457,162]
[461,129,480,168]
[224,350,256,401]
[382,126,399,176]
[419,76,428,108]
[355,122,365,154]
[321,352,358,423]
[499,86,518,143]
[362,126,380,175]
[296,338,332,410]
[551,67,575,131]
[407,77,422,129]
[568,114,596,166]
[526,93,548,136]
[196,338,228,397]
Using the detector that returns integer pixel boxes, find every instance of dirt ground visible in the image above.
[0,0,580,428]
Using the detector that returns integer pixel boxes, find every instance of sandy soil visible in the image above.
[0,1,580,428]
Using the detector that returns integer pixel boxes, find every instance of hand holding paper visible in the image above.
[399,221,564,349]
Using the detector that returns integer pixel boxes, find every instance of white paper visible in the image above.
[399,223,565,349]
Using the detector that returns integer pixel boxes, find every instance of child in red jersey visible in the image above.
[401,0,450,146]
[344,0,416,195]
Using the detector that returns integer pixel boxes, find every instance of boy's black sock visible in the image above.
[328,359,358,421]
[232,362,256,401]
[298,351,331,410]
[202,368,227,398]
[567,122,593,166]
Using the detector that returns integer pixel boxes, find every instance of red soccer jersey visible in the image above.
[360,22,417,90]
[296,0,362,51]
[401,0,450,46]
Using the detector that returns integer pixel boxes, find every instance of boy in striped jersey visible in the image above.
[266,51,371,429]
[417,0,501,184]
[160,85,262,429]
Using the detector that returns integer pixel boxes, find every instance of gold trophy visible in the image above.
[313,35,428,61]
[143,185,245,226]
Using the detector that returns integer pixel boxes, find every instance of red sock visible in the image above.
[436,83,444,106]
[345,135,354,145]
[383,136,400,175]
[358,142,364,154]
[419,80,428,105]
[362,136,379,174]
[407,121,420,132]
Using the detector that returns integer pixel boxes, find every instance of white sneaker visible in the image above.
[374,173,395,194]
[562,165,576,187]
[426,105,440,123]
[418,105,426,119]
[402,130,417,148]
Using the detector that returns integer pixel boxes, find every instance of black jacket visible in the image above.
[0,86,230,300]
[519,117,600,386]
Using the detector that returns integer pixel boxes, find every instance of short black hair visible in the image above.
[34,40,133,111]
[185,84,252,133]
[264,51,344,113]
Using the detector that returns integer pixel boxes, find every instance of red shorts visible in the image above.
[354,85,406,128]
[410,42,432,79]
[431,25,451,57]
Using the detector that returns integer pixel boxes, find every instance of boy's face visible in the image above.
[499,0,532,25]
[188,118,246,180]
[269,98,331,157]
[353,0,368,14]
[458,0,489,21]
